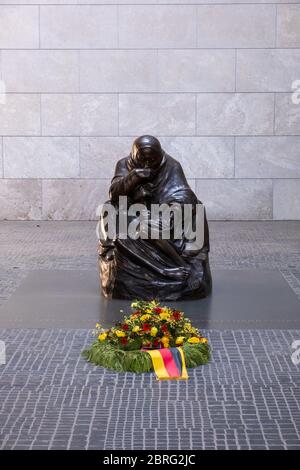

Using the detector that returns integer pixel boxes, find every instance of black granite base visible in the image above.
[0,269,299,329]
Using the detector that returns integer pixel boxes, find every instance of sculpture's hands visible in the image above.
[133,168,152,180]
[110,168,152,202]
[132,182,154,203]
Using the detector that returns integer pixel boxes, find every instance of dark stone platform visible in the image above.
[0,269,299,329]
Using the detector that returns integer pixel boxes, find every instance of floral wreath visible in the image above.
[82,300,210,374]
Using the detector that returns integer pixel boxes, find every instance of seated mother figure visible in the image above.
[98,135,212,301]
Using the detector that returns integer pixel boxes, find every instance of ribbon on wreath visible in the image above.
[146,347,188,380]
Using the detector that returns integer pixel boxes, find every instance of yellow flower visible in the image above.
[187,336,201,344]
[184,322,192,331]
[95,323,101,328]
[98,333,107,341]
[159,309,170,320]
[199,337,208,344]
[175,336,185,345]
[145,309,152,314]
[140,314,151,321]
[161,336,170,347]
[131,301,138,308]
[115,330,126,337]
[132,325,140,333]
[150,327,158,337]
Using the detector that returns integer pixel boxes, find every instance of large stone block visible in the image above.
[119,94,196,136]
[236,49,300,92]
[275,93,300,135]
[197,5,275,48]
[0,94,40,136]
[119,5,197,48]
[40,6,118,49]
[80,50,157,92]
[195,179,273,220]
[80,136,133,178]
[41,94,118,136]
[158,50,235,92]
[160,137,234,178]
[0,6,39,48]
[196,93,274,135]
[2,50,79,92]
[236,137,300,178]
[0,179,42,220]
[273,179,300,220]
[277,5,300,47]
[42,179,110,220]
[3,137,79,178]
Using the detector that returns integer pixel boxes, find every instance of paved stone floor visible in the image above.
[0,221,300,449]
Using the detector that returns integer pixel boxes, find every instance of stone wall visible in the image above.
[0,2,300,220]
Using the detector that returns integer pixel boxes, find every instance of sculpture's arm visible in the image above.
[109,166,152,203]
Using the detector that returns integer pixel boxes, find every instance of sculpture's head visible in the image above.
[131,135,164,170]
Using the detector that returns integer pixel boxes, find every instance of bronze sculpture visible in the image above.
[98,135,212,300]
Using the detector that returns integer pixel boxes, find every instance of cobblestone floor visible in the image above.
[0,221,300,449]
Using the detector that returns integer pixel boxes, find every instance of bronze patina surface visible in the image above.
[98,135,212,300]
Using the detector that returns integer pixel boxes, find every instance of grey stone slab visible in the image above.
[2,50,79,93]
[236,49,300,92]
[41,94,118,137]
[119,93,196,136]
[197,5,276,48]
[160,136,234,178]
[158,49,235,92]
[0,269,299,329]
[42,179,110,220]
[80,136,132,178]
[275,93,300,136]
[79,50,157,93]
[0,5,39,48]
[273,179,300,220]
[196,93,274,136]
[0,94,40,136]
[195,179,273,220]
[119,5,197,48]
[3,137,80,178]
[235,137,300,178]
[40,5,118,49]
[0,179,42,220]
[277,4,300,48]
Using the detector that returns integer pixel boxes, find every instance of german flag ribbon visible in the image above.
[145,347,188,380]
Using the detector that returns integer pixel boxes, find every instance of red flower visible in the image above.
[154,307,163,314]
[142,323,151,331]
[153,339,160,348]
[173,311,182,320]
[122,324,129,330]
[161,324,169,333]
[120,337,127,345]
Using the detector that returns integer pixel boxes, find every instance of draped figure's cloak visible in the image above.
[98,152,212,300]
